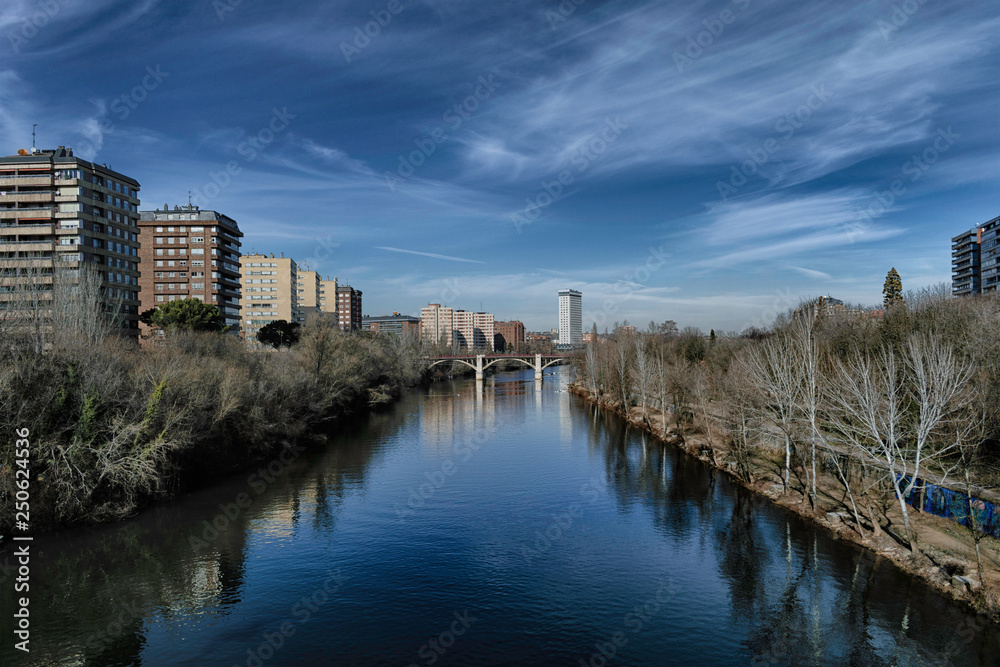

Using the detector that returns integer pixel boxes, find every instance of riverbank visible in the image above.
[0,324,427,534]
[570,381,1000,623]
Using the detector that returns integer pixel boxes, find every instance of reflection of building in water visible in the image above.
[559,386,573,448]
[421,383,496,455]
[421,392,457,456]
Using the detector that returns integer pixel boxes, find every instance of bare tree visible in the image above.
[740,334,802,492]
[585,339,601,398]
[655,350,669,436]
[827,335,972,555]
[612,330,634,413]
[634,335,653,425]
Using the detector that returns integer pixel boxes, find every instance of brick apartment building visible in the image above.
[494,320,525,352]
[138,204,242,335]
[337,284,362,331]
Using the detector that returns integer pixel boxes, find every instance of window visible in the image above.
[167,249,175,256]
[167,237,174,244]
[156,295,164,303]
[156,260,164,267]
[156,237,163,244]
[155,249,164,256]
[155,283,163,290]
[191,237,204,243]
[191,226,204,232]
[155,272,164,278]
[191,248,204,255]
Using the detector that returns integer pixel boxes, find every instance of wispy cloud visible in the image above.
[787,265,833,281]
[375,247,486,264]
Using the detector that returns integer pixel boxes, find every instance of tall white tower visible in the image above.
[558,289,582,346]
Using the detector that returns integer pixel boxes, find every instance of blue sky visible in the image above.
[2,0,997,332]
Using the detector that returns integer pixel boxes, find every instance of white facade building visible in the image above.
[558,289,582,346]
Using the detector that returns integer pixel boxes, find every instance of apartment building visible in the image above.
[558,289,582,346]
[0,146,141,336]
[462,311,494,351]
[296,268,322,324]
[494,320,525,352]
[421,303,454,347]
[138,204,242,334]
[951,216,1000,296]
[952,227,982,296]
[319,277,338,319]
[240,252,299,341]
[419,303,495,350]
[336,284,362,331]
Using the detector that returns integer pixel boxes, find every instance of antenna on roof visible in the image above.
[31,124,36,153]
[188,190,192,206]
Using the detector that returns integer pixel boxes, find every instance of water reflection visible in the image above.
[0,410,392,667]
[1,371,995,667]
[583,402,993,666]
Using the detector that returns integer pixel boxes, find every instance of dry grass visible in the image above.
[0,326,425,531]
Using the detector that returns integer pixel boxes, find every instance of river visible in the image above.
[1,366,996,666]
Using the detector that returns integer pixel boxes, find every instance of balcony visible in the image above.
[0,191,55,204]
[0,206,56,219]
[0,240,54,252]
[0,175,53,186]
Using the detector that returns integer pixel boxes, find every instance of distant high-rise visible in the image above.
[419,302,494,350]
[337,284,362,331]
[558,289,582,346]
[421,303,454,347]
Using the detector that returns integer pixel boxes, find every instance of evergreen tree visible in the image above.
[883,268,904,308]
[257,320,301,348]
[142,298,228,333]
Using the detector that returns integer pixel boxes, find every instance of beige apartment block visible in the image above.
[138,204,242,335]
[240,252,299,341]
[454,310,494,351]
[319,278,338,317]
[296,269,320,324]
[420,303,494,350]
[0,146,141,337]
[421,303,454,347]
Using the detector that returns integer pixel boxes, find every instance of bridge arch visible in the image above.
[427,358,477,372]
[481,357,535,371]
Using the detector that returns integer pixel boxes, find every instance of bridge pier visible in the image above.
[534,353,543,381]
[476,354,484,381]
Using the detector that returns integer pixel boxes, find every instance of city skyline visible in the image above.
[1,1,996,331]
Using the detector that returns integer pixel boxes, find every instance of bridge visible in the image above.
[424,353,569,381]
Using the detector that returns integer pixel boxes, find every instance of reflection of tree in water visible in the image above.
[716,490,767,620]
[588,406,717,542]
[586,404,988,666]
[4,396,402,666]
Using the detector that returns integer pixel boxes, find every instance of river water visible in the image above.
[1,366,996,666]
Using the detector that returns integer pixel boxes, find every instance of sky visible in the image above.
[1,0,997,332]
